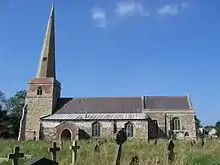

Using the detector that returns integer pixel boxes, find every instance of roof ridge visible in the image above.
[71,96,141,99]
[146,96,186,98]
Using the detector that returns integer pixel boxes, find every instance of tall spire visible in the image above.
[36,4,56,78]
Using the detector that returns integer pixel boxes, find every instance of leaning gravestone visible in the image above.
[167,140,175,164]
[23,157,58,165]
[115,128,127,165]
[201,138,205,147]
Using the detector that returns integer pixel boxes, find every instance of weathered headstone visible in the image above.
[94,144,100,153]
[201,138,204,147]
[8,146,24,165]
[115,128,127,165]
[129,156,139,165]
[49,142,60,162]
[23,157,58,165]
[70,140,80,165]
[167,140,175,164]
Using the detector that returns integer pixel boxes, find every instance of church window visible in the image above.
[125,122,134,137]
[171,117,181,130]
[113,120,117,133]
[37,86,43,95]
[92,121,101,137]
[33,131,36,140]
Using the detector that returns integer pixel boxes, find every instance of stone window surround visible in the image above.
[91,121,102,138]
[171,117,181,131]
[37,86,43,95]
[124,121,135,138]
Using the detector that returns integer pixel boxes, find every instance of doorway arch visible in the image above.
[60,129,72,140]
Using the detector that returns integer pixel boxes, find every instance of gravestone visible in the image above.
[116,128,127,145]
[70,140,80,165]
[94,144,100,153]
[129,156,139,165]
[201,138,204,147]
[167,140,175,164]
[115,128,127,165]
[8,146,24,165]
[23,157,58,165]
[49,142,60,162]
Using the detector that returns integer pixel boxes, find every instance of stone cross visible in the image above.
[70,140,80,165]
[8,146,24,165]
[49,142,60,162]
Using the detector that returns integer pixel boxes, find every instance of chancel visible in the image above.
[18,4,197,141]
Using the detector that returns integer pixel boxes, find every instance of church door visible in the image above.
[60,129,71,141]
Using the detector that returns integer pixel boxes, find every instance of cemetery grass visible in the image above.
[0,139,220,165]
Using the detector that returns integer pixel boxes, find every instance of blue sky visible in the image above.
[0,0,219,125]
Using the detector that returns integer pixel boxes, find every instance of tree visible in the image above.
[0,90,10,138]
[194,115,202,138]
[215,121,220,137]
[6,90,26,138]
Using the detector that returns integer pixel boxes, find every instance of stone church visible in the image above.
[18,5,197,141]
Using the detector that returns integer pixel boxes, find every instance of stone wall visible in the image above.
[41,120,148,140]
[23,77,60,140]
[145,110,196,140]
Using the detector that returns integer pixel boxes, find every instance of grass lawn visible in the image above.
[0,139,219,165]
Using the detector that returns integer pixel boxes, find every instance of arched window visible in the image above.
[113,120,117,133]
[125,122,134,137]
[37,86,43,95]
[171,117,181,130]
[33,131,36,140]
[92,121,101,137]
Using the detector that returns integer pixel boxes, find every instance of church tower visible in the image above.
[18,4,61,140]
